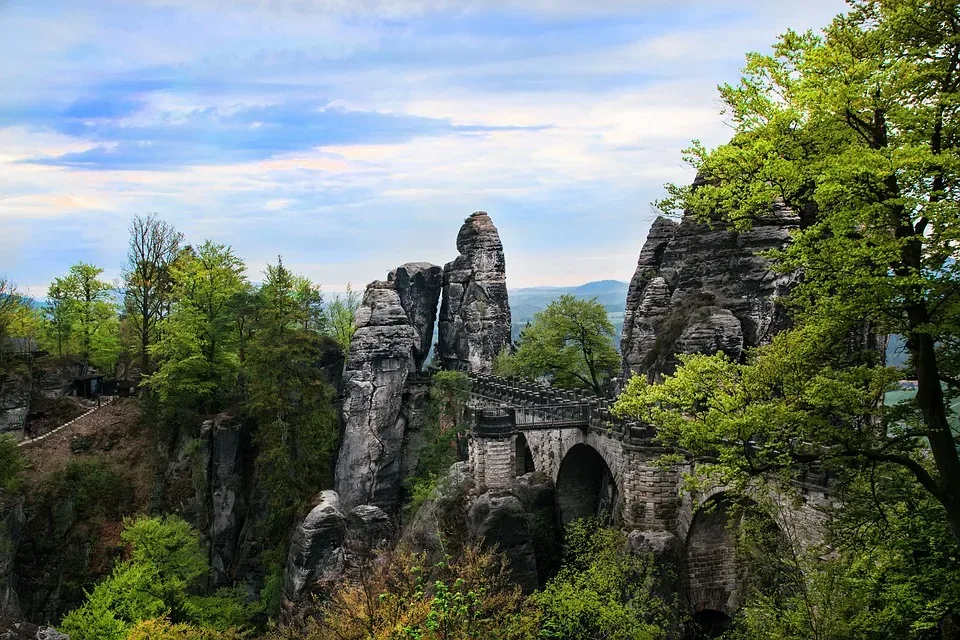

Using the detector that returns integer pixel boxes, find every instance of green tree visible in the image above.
[246,259,339,539]
[639,0,960,546]
[122,213,184,376]
[292,274,325,333]
[60,516,253,640]
[0,277,25,359]
[730,469,960,640]
[44,279,74,358]
[324,283,360,356]
[148,241,246,412]
[509,295,619,396]
[532,518,668,640]
[47,263,119,370]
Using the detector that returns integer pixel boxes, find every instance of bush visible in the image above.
[287,545,538,640]
[532,518,668,640]
[126,618,244,639]
[60,516,255,640]
[0,434,23,493]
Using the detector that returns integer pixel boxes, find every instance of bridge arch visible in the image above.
[684,492,787,635]
[515,433,535,476]
[684,493,742,630]
[555,443,619,526]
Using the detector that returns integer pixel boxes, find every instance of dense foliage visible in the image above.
[646,0,960,545]
[614,0,960,637]
[293,546,538,640]
[532,518,670,640]
[61,516,255,640]
[281,519,670,640]
[498,295,619,396]
[403,371,471,516]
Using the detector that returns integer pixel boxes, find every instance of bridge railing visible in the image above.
[466,372,658,442]
[515,403,590,428]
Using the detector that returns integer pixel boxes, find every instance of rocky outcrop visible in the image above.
[389,263,443,371]
[283,491,346,603]
[205,415,250,588]
[345,505,392,557]
[334,280,418,511]
[621,200,798,380]
[439,212,511,374]
[629,529,683,595]
[0,623,68,640]
[467,490,539,593]
[0,372,30,438]
[0,497,24,621]
[403,462,473,554]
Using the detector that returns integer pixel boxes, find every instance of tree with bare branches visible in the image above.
[122,214,184,377]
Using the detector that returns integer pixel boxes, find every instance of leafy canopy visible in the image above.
[507,294,619,396]
[60,516,254,640]
[631,0,960,546]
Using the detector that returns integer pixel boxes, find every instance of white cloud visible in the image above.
[264,198,293,210]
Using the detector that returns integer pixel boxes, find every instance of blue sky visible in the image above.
[1,0,846,295]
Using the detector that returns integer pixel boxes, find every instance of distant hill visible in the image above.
[508,280,630,346]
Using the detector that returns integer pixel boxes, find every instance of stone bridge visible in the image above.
[464,372,830,626]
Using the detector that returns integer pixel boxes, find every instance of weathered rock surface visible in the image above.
[205,415,249,588]
[334,280,418,511]
[389,263,443,371]
[0,372,30,438]
[403,462,473,554]
[467,489,539,593]
[162,413,252,590]
[439,212,511,374]
[345,505,392,556]
[621,200,798,379]
[0,622,69,640]
[628,529,683,595]
[283,491,346,603]
[0,498,24,621]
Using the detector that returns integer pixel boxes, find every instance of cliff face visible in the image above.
[334,280,418,512]
[439,212,512,374]
[621,202,798,380]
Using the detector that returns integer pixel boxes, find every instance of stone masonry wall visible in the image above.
[468,436,518,490]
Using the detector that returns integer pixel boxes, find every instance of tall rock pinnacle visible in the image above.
[334,280,417,511]
[438,212,512,373]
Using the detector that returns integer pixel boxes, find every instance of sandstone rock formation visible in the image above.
[345,504,392,557]
[467,489,539,593]
[334,280,418,511]
[283,491,346,603]
[621,201,798,380]
[403,461,473,554]
[0,622,69,640]
[389,263,443,371]
[0,373,30,438]
[439,212,511,374]
[205,415,249,588]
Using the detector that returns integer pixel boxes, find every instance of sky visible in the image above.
[0,0,848,297]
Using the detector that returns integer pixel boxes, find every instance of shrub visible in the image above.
[288,545,538,640]
[532,518,668,640]
[60,515,255,640]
